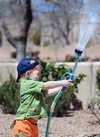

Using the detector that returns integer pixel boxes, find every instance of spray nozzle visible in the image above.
[74,49,83,57]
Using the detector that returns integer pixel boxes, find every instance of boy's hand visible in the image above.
[63,80,72,87]
[66,80,72,88]
[62,80,72,91]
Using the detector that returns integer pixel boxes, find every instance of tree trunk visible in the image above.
[16,42,26,62]
[1,0,33,62]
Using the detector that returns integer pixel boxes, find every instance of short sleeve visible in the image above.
[20,78,47,95]
[28,79,44,94]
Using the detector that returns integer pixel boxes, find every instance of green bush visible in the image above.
[43,40,50,47]
[0,61,85,115]
[65,55,76,62]
[40,61,85,116]
[32,31,41,46]
[0,75,20,114]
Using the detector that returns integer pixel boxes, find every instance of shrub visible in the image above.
[43,40,50,47]
[65,55,76,62]
[0,74,20,114]
[96,70,100,93]
[27,51,40,59]
[32,31,41,46]
[88,69,100,123]
[40,61,85,116]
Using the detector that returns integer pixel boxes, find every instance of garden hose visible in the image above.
[45,49,83,137]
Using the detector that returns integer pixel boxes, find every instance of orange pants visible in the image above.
[12,118,38,137]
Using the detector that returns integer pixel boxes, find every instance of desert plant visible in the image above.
[32,31,41,46]
[88,69,100,123]
[88,98,100,123]
[65,55,76,62]
[43,40,50,47]
[0,74,20,114]
[27,51,40,59]
[96,70,100,94]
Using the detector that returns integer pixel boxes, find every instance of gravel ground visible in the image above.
[0,110,100,137]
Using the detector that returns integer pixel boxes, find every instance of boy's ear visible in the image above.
[26,71,30,77]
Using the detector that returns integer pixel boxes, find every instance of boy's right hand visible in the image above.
[62,80,72,89]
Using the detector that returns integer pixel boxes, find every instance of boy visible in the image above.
[12,57,71,137]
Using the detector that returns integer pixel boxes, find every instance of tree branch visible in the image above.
[21,0,33,35]
[1,21,16,48]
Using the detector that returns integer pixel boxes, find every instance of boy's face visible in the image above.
[29,65,42,80]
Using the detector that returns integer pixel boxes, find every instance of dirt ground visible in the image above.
[0,109,100,137]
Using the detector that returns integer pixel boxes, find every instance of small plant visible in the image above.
[96,70,100,94]
[88,98,100,123]
[32,31,41,46]
[43,40,50,47]
[88,69,100,123]
[27,51,40,59]
[65,55,76,62]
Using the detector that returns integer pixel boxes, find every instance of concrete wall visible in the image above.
[0,62,100,109]
[0,63,17,85]
[72,62,100,109]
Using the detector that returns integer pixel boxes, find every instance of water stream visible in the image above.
[76,0,100,51]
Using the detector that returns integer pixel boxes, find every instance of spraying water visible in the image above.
[76,0,100,51]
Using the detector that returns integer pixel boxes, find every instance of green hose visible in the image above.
[45,89,63,137]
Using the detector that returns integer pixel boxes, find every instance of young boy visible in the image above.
[12,57,71,137]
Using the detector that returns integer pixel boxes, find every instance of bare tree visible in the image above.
[43,0,83,46]
[0,0,33,61]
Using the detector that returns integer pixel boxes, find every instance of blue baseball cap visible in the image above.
[16,58,39,82]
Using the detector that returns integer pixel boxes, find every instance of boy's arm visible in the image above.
[46,87,62,97]
[42,80,71,90]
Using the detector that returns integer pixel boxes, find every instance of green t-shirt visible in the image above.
[15,77,48,120]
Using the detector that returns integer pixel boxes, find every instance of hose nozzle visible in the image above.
[74,49,83,57]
